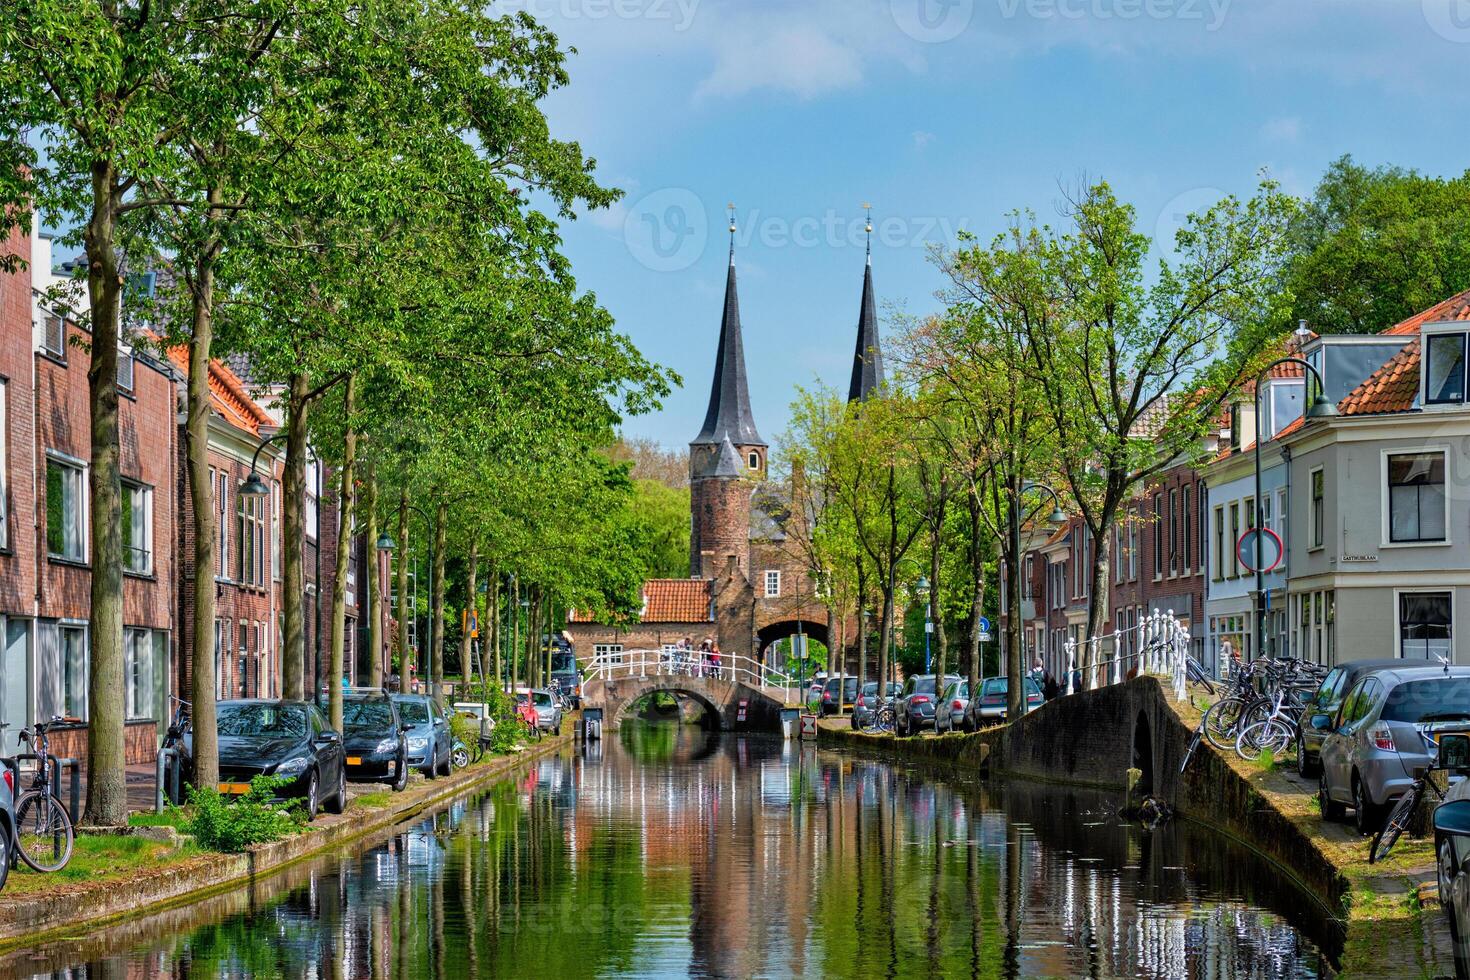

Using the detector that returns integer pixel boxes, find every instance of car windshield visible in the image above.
[533,692,554,707]
[342,699,394,731]
[983,678,1007,695]
[217,703,307,738]
[395,700,430,725]
[912,677,937,695]
[1381,680,1470,723]
[1025,677,1042,696]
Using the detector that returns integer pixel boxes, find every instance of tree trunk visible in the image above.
[462,541,478,688]
[430,500,446,697]
[1086,524,1112,689]
[395,488,410,688]
[364,462,382,687]
[877,571,894,695]
[281,373,310,700]
[929,527,948,691]
[965,488,985,692]
[185,250,219,792]
[81,162,126,827]
[509,577,521,690]
[329,375,356,732]
[1006,473,1025,718]
[487,566,500,687]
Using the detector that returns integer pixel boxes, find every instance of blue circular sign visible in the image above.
[978,616,992,634]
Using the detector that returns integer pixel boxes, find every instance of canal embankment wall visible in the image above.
[817,676,1350,918]
[0,733,571,951]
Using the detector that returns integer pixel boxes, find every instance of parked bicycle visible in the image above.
[1369,729,1457,865]
[12,717,77,873]
[862,698,897,735]
[160,696,191,806]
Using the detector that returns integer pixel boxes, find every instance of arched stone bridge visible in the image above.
[582,652,800,732]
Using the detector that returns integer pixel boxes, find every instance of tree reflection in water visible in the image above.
[19,721,1337,979]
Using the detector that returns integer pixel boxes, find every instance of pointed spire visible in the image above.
[713,436,742,477]
[693,207,765,447]
[848,208,884,403]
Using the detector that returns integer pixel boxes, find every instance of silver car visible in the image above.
[1319,664,1470,835]
[851,681,901,730]
[935,679,969,733]
[528,688,563,735]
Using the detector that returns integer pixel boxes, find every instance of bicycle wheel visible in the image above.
[1203,698,1247,752]
[14,791,74,873]
[1179,724,1204,774]
[1236,720,1292,762]
[1369,784,1420,865]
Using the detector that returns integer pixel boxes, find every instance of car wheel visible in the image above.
[452,744,470,769]
[392,754,408,792]
[304,771,319,822]
[437,749,452,777]
[1353,775,1383,836]
[1319,773,1346,822]
[326,766,347,815]
[1296,731,1314,778]
[1440,839,1458,915]
[0,819,10,892]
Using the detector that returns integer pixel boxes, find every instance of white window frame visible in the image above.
[593,642,624,666]
[124,628,153,720]
[1394,588,1454,661]
[42,313,65,359]
[121,480,153,575]
[1308,466,1325,551]
[116,347,134,393]
[45,451,88,563]
[764,570,781,598]
[747,451,760,470]
[1423,329,1468,406]
[57,622,88,721]
[1381,446,1451,549]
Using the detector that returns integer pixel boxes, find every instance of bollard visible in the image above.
[50,757,80,821]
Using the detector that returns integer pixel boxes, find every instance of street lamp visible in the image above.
[400,502,438,697]
[1008,480,1066,710]
[1252,354,1335,663]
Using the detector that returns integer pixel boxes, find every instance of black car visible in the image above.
[819,676,859,716]
[1294,658,1402,777]
[213,700,347,820]
[342,692,410,791]
[391,694,453,778]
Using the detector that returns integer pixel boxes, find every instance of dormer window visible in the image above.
[747,452,759,470]
[1426,332,1467,404]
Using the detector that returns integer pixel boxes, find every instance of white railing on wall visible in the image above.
[584,649,799,703]
[1062,610,1192,702]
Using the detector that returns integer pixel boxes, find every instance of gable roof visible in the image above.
[167,348,274,436]
[1382,287,1470,336]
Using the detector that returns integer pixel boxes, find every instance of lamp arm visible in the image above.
[246,431,288,476]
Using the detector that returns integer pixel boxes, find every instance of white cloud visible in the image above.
[694,25,865,100]
[912,130,936,150]
[1260,116,1302,142]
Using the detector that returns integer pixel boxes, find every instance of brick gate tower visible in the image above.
[689,220,765,579]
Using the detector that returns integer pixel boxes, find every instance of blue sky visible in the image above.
[529,0,1470,449]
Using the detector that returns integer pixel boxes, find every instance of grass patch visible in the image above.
[350,791,394,811]
[1253,747,1276,772]
[129,807,190,830]
[4,834,197,895]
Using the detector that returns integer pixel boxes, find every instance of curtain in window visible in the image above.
[1400,592,1452,659]
[1388,453,1446,542]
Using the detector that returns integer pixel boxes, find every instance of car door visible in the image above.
[1305,667,1345,740]
[430,700,448,760]
[313,705,343,786]
[1325,680,1369,800]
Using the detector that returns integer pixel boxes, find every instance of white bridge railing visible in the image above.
[1062,611,1193,702]
[584,649,800,703]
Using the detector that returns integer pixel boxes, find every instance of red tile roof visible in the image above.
[569,579,714,624]
[1382,288,1470,336]
[166,347,274,436]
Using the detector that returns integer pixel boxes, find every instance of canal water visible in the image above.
[10,722,1338,979]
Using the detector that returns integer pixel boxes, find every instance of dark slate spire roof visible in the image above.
[847,253,884,402]
[713,436,742,477]
[692,247,765,446]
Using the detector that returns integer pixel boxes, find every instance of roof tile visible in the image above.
[569,579,714,624]
[1382,288,1470,335]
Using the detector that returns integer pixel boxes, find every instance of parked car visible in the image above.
[1294,659,1402,777]
[1433,734,1470,976]
[820,676,859,716]
[393,694,453,778]
[0,759,14,891]
[212,700,347,820]
[520,688,563,735]
[851,681,901,730]
[963,676,1044,729]
[341,691,410,791]
[1319,664,1470,834]
[895,674,962,737]
[935,679,969,733]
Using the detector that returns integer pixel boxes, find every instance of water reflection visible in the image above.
[15,722,1337,979]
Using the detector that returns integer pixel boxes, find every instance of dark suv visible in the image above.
[341,691,409,791]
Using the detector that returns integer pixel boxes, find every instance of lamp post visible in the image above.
[1007,480,1066,713]
[1252,355,1336,664]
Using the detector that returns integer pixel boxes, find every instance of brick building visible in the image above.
[0,228,179,764]
[570,242,877,669]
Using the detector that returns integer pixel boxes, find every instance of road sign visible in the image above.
[978,616,992,634]
[978,632,993,644]
[463,607,479,638]
[1237,526,1284,574]
[800,713,818,738]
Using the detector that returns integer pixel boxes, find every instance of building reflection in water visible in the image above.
[19,721,1337,979]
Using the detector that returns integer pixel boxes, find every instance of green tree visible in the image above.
[1287,156,1470,334]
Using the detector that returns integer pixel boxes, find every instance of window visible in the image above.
[236,490,267,586]
[1426,333,1467,404]
[1168,488,1179,575]
[1213,506,1225,581]
[747,451,760,470]
[594,643,624,665]
[1197,488,1207,575]
[271,481,281,581]
[214,619,224,697]
[1387,451,1447,543]
[0,379,7,550]
[1023,556,1034,599]
[1274,488,1287,546]
[305,457,319,541]
[239,621,249,698]
[1260,492,1273,546]
[1180,486,1191,572]
[124,628,155,720]
[764,570,781,597]
[1310,468,1324,549]
[1114,525,1124,584]
[39,624,89,721]
[46,455,86,561]
[1228,502,1240,578]
[1399,592,1452,660]
[1129,511,1139,581]
[121,482,152,574]
[215,469,230,577]
[116,348,134,393]
[1152,494,1163,579]
[43,314,65,358]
